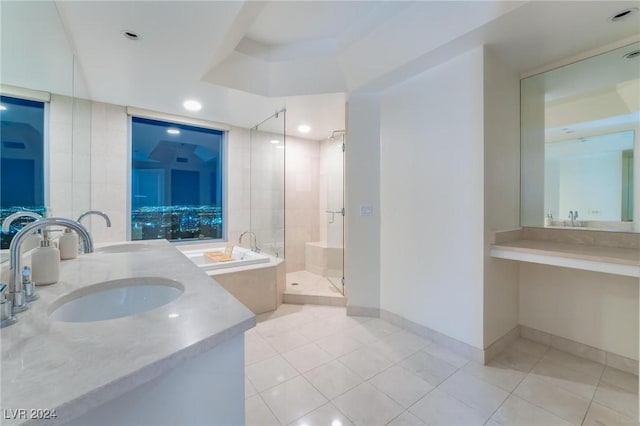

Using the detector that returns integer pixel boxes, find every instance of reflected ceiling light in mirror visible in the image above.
[609,7,638,22]
[270,139,280,144]
[167,128,181,135]
[168,313,180,319]
[0,105,6,111]
[183,100,202,111]
[297,124,311,133]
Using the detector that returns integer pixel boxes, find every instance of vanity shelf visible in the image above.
[490,229,640,278]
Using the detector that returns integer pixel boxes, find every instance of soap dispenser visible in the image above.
[31,232,60,285]
[59,228,78,260]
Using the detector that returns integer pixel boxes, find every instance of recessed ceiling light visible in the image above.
[0,105,6,111]
[167,128,181,135]
[623,50,640,59]
[122,30,141,41]
[610,7,638,22]
[297,124,311,133]
[183,100,202,111]
[270,139,280,144]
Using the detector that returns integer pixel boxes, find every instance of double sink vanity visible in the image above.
[1,235,255,425]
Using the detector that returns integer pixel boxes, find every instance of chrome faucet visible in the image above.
[568,210,579,227]
[77,210,111,227]
[238,231,260,253]
[0,283,16,328]
[9,218,93,316]
[2,211,42,232]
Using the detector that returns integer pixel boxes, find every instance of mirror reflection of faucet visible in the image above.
[568,210,579,227]
[2,211,44,254]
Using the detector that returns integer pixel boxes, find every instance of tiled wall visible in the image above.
[285,137,320,272]
[48,97,326,273]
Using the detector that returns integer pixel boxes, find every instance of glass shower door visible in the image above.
[249,110,285,258]
[325,131,345,294]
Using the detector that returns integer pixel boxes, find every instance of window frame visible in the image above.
[127,112,228,244]
[0,93,49,248]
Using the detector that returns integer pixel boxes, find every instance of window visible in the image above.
[131,117,225,242]
[0,95,46,249]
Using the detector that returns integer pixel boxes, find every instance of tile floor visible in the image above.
[284,271,346,306]
[245,304,639,426]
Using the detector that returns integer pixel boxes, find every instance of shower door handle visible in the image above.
[325,209,344,224]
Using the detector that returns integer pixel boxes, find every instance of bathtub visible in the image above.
[181,246,270,271]
[179,243,285,315]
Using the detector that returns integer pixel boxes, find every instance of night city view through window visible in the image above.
[131,117,225,242]
[0,96,46,249]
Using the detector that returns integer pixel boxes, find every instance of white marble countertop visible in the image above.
[0,240,255,425]
[491,239,640,277]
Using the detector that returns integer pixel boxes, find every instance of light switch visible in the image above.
[360,205,373,216]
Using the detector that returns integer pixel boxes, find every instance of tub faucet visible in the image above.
[9,218,93,317]
[77,210,111,227]
[2,211,42,232]
[238,231,260,253]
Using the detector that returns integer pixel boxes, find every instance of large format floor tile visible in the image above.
[245,395,280,426]
[303,360,363,400]
[593,381,639,420]
[246,355,299,392]
[462,361,527,392]
[261,376,328,425]
[244,305,640,426]
[409,388,487,426]
[368,365,434,408]
[288,402,354,426]
[332,382,404,426]
[338,346,395,380]
[398,350,458,386]
[438,370,509,418]
[513,375,591,424]
[491,395,573,426]
[282,342,334,373]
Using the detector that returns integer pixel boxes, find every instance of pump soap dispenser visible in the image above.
[31,231,60,285]
[59,228,78,260]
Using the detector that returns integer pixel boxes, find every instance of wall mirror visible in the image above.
[1,1,92,253]
[521,41,640,232]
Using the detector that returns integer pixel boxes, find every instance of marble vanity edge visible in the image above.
[493,227,640,249]
[491,242,640,267]
[22,316,255,426]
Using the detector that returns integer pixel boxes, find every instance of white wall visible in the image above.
[520,263,639,360]
[345,93,380,310]
[483,48,521,347]
[378,47,485,349]
[558,152,622,221]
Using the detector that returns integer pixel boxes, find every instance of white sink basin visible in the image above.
[95,243,152,254]
[49,277,184,323]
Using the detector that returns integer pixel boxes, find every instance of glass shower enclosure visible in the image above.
[248,110,286,258]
